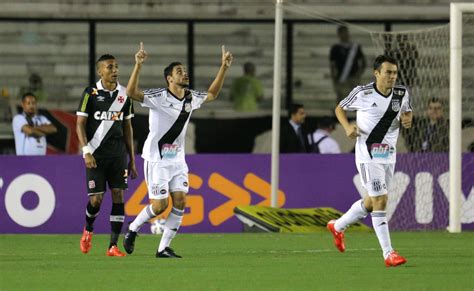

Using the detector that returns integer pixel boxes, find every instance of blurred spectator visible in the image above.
[330,25,366,103]
[387,34,419,88]
[309,116,341,154]
[280,103,309,153]
[405,97,448,152]
[19,73,48,102]
[0,87,13,122]
[12,92,57,155]
[229,62,264,112]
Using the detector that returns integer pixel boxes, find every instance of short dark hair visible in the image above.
[373,54,398,71]
[21,92,37,101]
[164,62,183,85]
[289,103,304,117]
[337,25,348,34]
[318,116,336,130]
[243,62,255,74]
[96,54,116,67]
[428,97,443,106]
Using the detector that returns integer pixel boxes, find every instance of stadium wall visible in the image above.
[1,154,473,234]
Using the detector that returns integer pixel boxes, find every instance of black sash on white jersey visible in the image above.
[365,89,405,159]
[157,93,192,159]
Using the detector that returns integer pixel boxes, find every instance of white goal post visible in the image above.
[449,2,474,233]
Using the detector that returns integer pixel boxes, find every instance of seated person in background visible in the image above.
[12,92,57,155]
[309,116,341,154]
[229,62,264,112]
[280,103,309,153]
[405,97,448,152]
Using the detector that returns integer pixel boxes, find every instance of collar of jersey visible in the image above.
[96,80,120,92]
[166,88,191,103]
[373,82,392,98]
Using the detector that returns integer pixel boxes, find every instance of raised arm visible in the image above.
[206,45,233,102]
[126,42,147,103]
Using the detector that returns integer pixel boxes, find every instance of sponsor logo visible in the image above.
[391,99,401,112]
[393,89,404,96]
[118,96,125,103]
[97,96,105,102]
[364,90,373,95]
[370,143,394,158]
[183,181,188,187]
[94,111,124,121]
[88,180,96,189]
[162,144,178,159]
[160,189,167,194]
[123,169,128,177]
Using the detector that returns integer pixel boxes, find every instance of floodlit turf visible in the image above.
[1,232,473,290]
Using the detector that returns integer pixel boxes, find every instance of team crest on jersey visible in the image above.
[184,102,192,112]
[88,180,96,189]
[391,99,401,112]
[162,144,178,159]
[118,96,125,103]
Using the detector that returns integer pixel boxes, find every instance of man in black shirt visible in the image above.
[76,54,138,256]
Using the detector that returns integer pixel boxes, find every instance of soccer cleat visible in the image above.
[123,230,138,254]
[156,247,182,258]
[327,220,345,253]
[80,227,93,254]
[384,250,407,267]
[106,245,126,257]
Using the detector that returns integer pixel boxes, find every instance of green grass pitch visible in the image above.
[1,232,473,290]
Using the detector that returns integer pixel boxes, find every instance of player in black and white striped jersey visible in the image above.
[123,42,233,258]
[328,55,413,267]
[77,54,138,257]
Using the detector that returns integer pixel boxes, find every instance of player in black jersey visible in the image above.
[76,54,138,256]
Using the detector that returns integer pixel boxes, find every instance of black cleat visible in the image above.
[156,247,182,258]
[123,230,138,254]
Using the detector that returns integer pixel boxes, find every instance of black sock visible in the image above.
[85,201,100,232]
[109,203,125,248]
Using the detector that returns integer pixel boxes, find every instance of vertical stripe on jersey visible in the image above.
[87,94,127,154]
[157,97,192,159]
[81,93,90,112]
[365,96,403,159]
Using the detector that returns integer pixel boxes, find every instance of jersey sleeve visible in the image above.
[38,115,52,125]
[401,89,413,113]
[339,86,364,111]
[77,88,92,117]
[12,115,27,135]
[124,98,135,120]
[191,90,208,109]
[142,88,166,109]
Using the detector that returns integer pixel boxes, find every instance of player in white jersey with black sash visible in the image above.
[327,55,413,267]
[77,54,138,257]
[123,43,233,258]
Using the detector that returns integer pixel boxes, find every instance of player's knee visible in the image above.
[371,195,388,210]
[90,194,104,207]
[171,193,186,209]
[151,198,168,215]
[111,189,124,203]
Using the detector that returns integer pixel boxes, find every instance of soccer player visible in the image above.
[77,54,138,256]
[123,42,233,258]
[327,54,412,267]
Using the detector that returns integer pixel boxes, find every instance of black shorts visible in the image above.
[85,155,128,194]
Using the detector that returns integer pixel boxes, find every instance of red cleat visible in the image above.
[80,227,93,254]
[385,250,407,267]
[327,220,345,253]
[107,245,126,257]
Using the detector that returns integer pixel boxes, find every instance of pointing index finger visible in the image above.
[140,42,144,50]
[222,45,225,55]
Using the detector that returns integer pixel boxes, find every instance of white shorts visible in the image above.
[143,160,189,200]
[356,163,394,197]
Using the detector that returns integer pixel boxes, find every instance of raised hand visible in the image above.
[222,45,233,68]
[135,42,147,65]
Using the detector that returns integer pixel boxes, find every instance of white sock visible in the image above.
[335,199,369,232]
[129,204,156,232]
[371,211,393,258]
[158,207,184,252]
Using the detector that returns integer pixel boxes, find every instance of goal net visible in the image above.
[280,2,474,231]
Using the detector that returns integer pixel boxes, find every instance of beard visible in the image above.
[177,82,189,88]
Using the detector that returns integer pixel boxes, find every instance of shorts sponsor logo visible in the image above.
[88,180,96,189]
[371,143,394,158]
[123,169,128,177]
[160,189,167,194]
[162,144,178,159]
[183,181,188,187]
